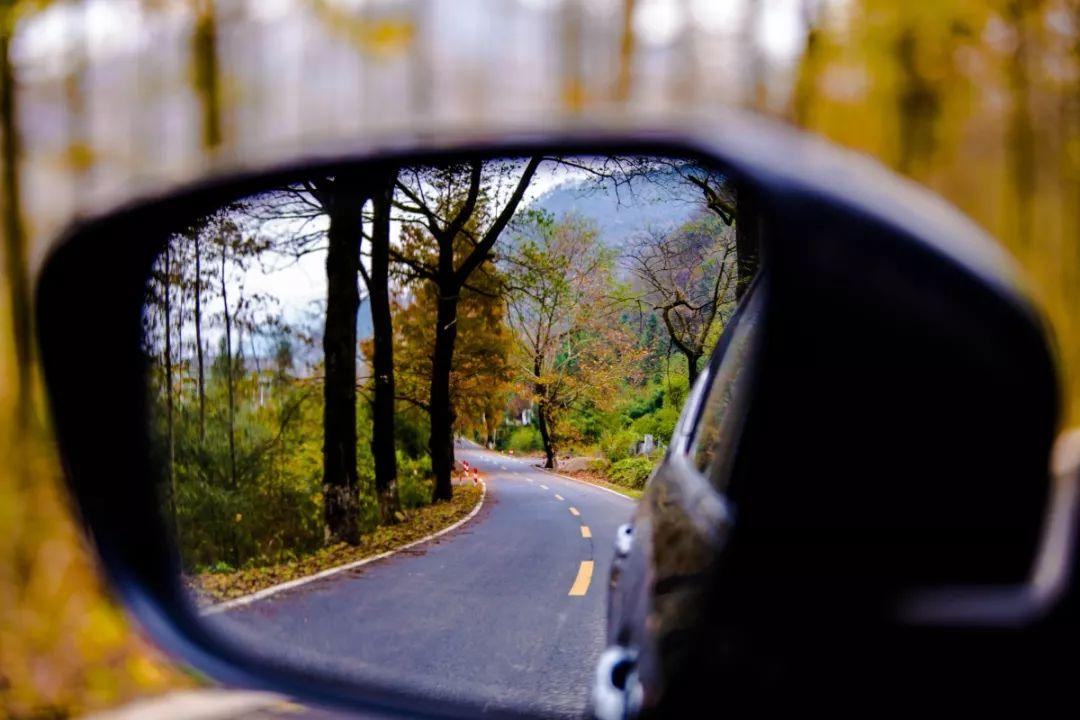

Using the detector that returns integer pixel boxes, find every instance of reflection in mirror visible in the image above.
[142,153,759,715]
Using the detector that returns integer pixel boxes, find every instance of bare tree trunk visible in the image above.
[220,246,236,490]
[536,401,556,469]
[429,283,459,501]
[163,244,176,517]
[220,241,239,566]
[322,178,365,544]
[685,348,701,388]
[194,232,206,440]
[368,175,401,522]
[533,355,556,468]
[0,14,32,436]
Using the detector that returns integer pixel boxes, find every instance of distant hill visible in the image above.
[525,170,704,249]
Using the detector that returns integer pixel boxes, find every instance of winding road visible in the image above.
[207,445,636,718]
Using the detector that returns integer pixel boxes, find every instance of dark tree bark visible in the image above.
[366,174,401,523]
[735,183,761,301]
[661,310,702,387]
[220,243,237,493]
[219,237,239,567]
[321,176,367,545]
[163,244,176,513]
[684,349,701,388]
[428,277,460,501]
[534,356,556,469]
[194,232,206,439]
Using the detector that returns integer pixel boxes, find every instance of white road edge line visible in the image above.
[541,469,637,503]
[82,689,286,720]
[473,446,630,505]
[202,479,487,615]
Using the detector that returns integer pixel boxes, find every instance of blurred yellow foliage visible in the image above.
[4,0,1080,717]
[312,0,415,59]
[792,0,1080,422]
[0,350,190,717]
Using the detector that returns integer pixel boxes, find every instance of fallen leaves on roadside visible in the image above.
[188,483,483,604]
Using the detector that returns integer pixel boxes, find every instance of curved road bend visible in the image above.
[207,446,636,718]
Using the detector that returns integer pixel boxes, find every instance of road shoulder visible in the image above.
[195,480,486,613]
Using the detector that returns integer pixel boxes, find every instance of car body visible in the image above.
[594,133,1072,716]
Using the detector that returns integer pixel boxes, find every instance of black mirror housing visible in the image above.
[34,117,1066,718]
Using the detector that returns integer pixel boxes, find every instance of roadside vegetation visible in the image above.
[141,152,751,578]
[190,483,482,604]
[143,155,753,580]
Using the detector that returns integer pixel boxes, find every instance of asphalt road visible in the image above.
[207,446,636,718]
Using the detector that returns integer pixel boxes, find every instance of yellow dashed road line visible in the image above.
[580,526,591,538]
[569,507,580,517]
[569,560,595,596]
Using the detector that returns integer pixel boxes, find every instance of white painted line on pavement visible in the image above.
[82,690,285,720]
[554,494,564,501]
[540,484,550,490]
[542,469,637,503]
[203,480,488,615]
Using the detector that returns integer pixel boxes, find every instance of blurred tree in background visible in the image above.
[5,0,1080,715]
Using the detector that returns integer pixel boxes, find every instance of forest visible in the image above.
[143,155,758,573]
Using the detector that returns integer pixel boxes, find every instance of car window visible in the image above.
[689,284,764,491]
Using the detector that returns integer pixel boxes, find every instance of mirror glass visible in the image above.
[141,152,759,715]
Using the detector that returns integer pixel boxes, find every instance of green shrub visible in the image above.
[630,405,680,446]
[397,452,434,509]
[608,456,657,490]
[507,425,544,453]
[664,373,690,409]
[600,428,639,462]
[586,457,611,474]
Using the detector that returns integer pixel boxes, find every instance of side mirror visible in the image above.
[34,116,1070,718]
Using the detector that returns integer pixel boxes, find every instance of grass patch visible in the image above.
[188,482,483,605]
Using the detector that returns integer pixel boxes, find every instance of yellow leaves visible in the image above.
[61,142,97,172]
[312,1,415,59]
[235,512,243,522]
[0,429,190,717]
[189,484,482,604]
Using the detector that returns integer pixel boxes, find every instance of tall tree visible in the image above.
[218,228,237,495]
[307,174,370,545]
[393,158,542,500]
[364,172,402,522]
[252,175,403,525]
[193,229,207,439]
[162,243,176,508]
[625,215,738,386]
[504,211,635,468]
[390,233,514,449]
